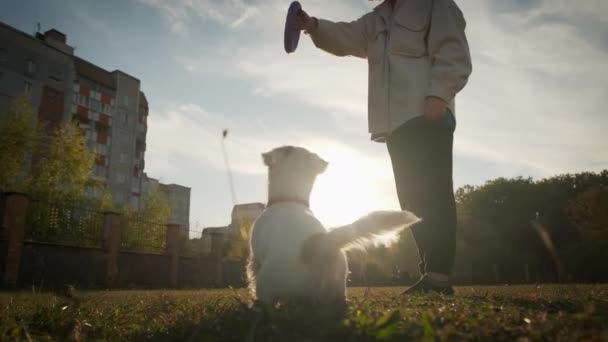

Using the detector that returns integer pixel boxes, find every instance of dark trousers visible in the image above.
[387,115,457,276]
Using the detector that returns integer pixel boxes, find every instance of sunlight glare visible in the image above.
[306,140,401,245]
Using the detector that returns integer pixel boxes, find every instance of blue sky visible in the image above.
[2,0,607,229]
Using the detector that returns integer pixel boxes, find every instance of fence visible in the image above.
[25,198,104,248]
[0,192,227,288]
[121,213,167,254]
[179,228,204,256]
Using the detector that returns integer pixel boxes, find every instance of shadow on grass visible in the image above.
[131,298,352,342]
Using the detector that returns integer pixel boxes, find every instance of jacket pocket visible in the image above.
[391,0,432,57]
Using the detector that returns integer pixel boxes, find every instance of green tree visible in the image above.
[453,171,608,283]
[121,184,173,253]
[224,217,254,261]
[563,187,608,281]
[140,184,172,224]
[0,95,39,192]
[29,121,95,202]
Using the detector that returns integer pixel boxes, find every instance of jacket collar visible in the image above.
[374,0,403,25]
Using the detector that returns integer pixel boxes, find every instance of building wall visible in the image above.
[0,24,76,177]
[162,183,191,228]
[132,93,148,207]
[109,71,142,206]
[0,24,74,128]
[200,227,228,255]
[141,175,191,229]
[71,76,116,183]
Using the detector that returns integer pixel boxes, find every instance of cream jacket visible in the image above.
[309,0,472,141]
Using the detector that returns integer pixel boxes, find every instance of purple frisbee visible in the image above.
[284,1,302,53]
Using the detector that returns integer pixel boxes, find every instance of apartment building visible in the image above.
[0,22,188,216]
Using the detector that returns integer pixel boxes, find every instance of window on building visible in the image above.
[27,60,36,74]
[97,144,108,155]
[24,81,32,93]
[0,48,7,63]
[72,92,79,104]
[78,94,88,107]
[89,98,101,112]
[123,95,129,106]
[94,165,106,177]
[103,103,113,115]
[115,192,125,203]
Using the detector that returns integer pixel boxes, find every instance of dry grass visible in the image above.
[0,285,607,341]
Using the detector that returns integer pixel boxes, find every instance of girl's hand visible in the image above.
[424,96,448,121]
[294,10,317,33]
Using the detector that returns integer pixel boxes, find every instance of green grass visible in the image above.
[1,285,607,341]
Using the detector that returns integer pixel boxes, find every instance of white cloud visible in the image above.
[147,103,274,176]
[454,0,608,176]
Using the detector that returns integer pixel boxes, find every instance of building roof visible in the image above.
[74,56,116,90]
[0,21,73,57]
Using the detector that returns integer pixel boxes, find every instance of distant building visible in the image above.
[141,174,191,229]
[197,226,228,256]
[227,203,265,237]
[197,203,265,255]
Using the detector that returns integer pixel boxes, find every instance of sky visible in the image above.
[1,0,607,230]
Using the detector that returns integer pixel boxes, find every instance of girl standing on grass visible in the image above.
[295,0,472,295]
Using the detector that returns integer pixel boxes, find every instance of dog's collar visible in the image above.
[267,197,310,208]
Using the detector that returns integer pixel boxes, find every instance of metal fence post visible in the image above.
[103,212,122,287]
[2,192,29,285]
[166,224,181,288]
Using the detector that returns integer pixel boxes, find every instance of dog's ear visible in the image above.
[262,151,275,166]
[312,154,328,174]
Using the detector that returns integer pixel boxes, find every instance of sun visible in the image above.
[307,140,399,229]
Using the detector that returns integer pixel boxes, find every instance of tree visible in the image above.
[0,95,39,192]
[29,121,95,202]
[224,217,254,261]
[563,187,608,281]
[453,171,608,283]
[121,184,173,253]
[139,184,172,224]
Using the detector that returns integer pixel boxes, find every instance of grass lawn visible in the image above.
[1,285,607,341]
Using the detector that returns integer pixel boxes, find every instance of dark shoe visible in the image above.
[400,276,454,296]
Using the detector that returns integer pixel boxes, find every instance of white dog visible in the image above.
[247,146,419,303]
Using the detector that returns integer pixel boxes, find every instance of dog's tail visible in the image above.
[301,210,420,263]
